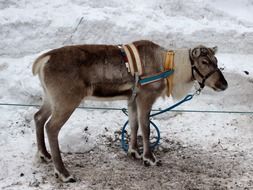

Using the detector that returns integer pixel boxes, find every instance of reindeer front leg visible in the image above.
[136,92,161,166]
[128,100,141,159]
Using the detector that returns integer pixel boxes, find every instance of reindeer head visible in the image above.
[190,45,228,91]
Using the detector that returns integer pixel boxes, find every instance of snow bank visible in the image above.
[0,0,253,57]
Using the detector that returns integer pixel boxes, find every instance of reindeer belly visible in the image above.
[85,83,133,101]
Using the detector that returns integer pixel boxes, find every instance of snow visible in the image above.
[1,0,253,57]
[209,0,253,25]
[0,0,253,189]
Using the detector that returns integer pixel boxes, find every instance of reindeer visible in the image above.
[32,40,227,182]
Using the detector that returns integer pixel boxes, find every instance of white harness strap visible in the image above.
[128,43,143,75]
[122,43,143,76]
[122,45,135,76]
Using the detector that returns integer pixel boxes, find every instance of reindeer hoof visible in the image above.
[54,169,76,183]
[36,151,52,163]
[127,148,142,159]
[64,176,76,183]
[144,160,151,167]
[143,159,162,167]
[143,154,161,166]
[156,160,162,166]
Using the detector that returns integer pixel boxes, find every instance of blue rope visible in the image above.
[121,94,194,152]
[150,94,193,117]
[0,102,252,114]
[121,120,161,152]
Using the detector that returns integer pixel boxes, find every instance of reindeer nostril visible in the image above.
[216,80,228,91]
[224,81,228,90]
[223,79,228,89]
[215,72,228,91]
[222,83,228,90]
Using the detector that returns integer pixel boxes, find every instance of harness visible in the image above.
[118,44,175,98]
[119,45,220,152]
[118,44,219,99]
[189,48,220,89]
[191,65,219,89]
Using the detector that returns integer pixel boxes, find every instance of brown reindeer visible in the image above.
[33,40,227,182]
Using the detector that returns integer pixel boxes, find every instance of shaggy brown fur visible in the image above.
[33,40,227,182]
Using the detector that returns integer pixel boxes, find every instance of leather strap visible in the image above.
[164,51,175,96]
[128,43,143,75]
[122,44,143,76]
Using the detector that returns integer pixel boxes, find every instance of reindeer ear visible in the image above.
[211,46,218,54]
[191,48,201,58]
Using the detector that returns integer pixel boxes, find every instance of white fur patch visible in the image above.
[32,55,50,75]
[44,115,52,128]
[171,49,195,99]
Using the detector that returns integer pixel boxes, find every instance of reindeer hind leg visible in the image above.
[34,97,52,163]
[45,90,83,182]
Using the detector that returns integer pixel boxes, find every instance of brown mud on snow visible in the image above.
[30,135,253,190]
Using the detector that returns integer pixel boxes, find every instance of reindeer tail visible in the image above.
[32,54,50,75]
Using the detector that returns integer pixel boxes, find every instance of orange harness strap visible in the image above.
[164,51,175,96]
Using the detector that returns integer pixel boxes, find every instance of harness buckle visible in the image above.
[194,87,202,96]
[128,73,140,103]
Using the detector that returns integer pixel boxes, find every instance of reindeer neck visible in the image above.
[170,49,194,99]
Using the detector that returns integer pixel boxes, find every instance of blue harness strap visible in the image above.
[139,69,174,85]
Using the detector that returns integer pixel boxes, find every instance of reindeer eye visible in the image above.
[202,60,209,65]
